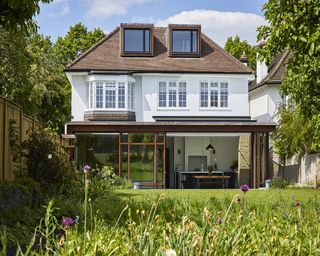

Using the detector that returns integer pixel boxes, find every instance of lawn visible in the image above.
[3,184,320,255]
[117,188,320,203]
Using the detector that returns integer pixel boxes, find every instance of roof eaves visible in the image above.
[65,68,253,74]
[249,79,281,92]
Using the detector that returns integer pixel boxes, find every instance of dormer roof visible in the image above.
[65,25,253,74]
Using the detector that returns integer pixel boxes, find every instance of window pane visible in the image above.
[124,29,150,52]
[105,82,116,108]
[156,145,164,182]
[130,145,154,182]
[145,30,150,52]
[192,31,198,53]
[96,82,103,108]
[200,82,208,107]
[118,83,125,108]
[169,82,177,107]
[76,133,119,172]
[129,133,154,143]
[210,83,218,107]
[89,82,94,108]
[220,82,228,107]
[179,82,186,107]
[121,144,128,179]
[172,30,198,53]
[86,83,89,108]
[129,83,134,109]
[159,82,167,107]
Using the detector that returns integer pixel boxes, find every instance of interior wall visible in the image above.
[181,136,239,171]
[173,137,185,171]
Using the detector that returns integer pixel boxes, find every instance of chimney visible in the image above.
[256,40,268,84]
[240,51,248,66]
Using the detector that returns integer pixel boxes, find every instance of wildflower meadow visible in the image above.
[1,165,320,255]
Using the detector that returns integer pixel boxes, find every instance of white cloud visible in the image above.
[86,0,157,20]
[156,9,265,47]
[48,0,69,17]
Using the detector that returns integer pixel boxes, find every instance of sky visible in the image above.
[36,0,268,47]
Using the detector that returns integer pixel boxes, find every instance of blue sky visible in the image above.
[36,0,268,46]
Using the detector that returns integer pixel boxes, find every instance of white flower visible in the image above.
[165,249,177,256]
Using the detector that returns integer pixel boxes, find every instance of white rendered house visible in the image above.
[65,23,276,189]
[249,50,290,123]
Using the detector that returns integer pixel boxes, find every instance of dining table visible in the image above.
[192,175,231,188]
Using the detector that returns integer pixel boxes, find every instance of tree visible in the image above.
[54,23,105,66]
[0,22,105,133]
[224,36,257,70]
[0,28,35,111]
[27,32,71,133]
[0,0,52,32]
[258,0,320,157]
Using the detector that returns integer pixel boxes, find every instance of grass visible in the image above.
[117,188,320,203]
[3,185,320,255]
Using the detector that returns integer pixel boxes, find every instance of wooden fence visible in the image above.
[0,95,70,181]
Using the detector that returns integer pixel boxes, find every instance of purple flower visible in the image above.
[218,218,222,225]
[62,217,74,227]
[294,202,301,208]
[240,184,249,193]
[83,165,91,173]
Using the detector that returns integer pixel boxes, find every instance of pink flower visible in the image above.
[62,217,74,227]
[240,184,249,193]
[83,165,91,173]
[294,202,301,208]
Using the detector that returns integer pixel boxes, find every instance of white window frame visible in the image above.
[199,81,229,109]
[86,81,135,111]
[158,80,188,109]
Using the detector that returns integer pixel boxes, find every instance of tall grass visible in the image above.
[13,190,320,256]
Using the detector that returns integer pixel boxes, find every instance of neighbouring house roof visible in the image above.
[65,26,253,74]
[249,50,291,92]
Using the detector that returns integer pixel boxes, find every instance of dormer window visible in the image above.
[124,29,150,52]
[120,24,154,57]
[168,24,201,57]
[172,30,198,53]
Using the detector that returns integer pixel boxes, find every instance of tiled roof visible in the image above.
[65,27,253,74]
[249,50,290,92]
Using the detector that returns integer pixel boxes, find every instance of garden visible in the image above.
[1,138,320,256]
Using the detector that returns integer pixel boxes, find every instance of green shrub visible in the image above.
[272,176,289,189]
[23,128,75,186]
[0,177,43,245]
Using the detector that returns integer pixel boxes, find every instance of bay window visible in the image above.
[87,81,134,110]
[158,81,187,108]
[200,82,229,108]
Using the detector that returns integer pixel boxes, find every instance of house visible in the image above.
[64,23,276,189]
[249,48,290,123]
[249,49,320,186]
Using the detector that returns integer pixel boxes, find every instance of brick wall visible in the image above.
[238,135,251,187]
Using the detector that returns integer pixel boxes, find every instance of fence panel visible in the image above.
[0,95,69,182]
